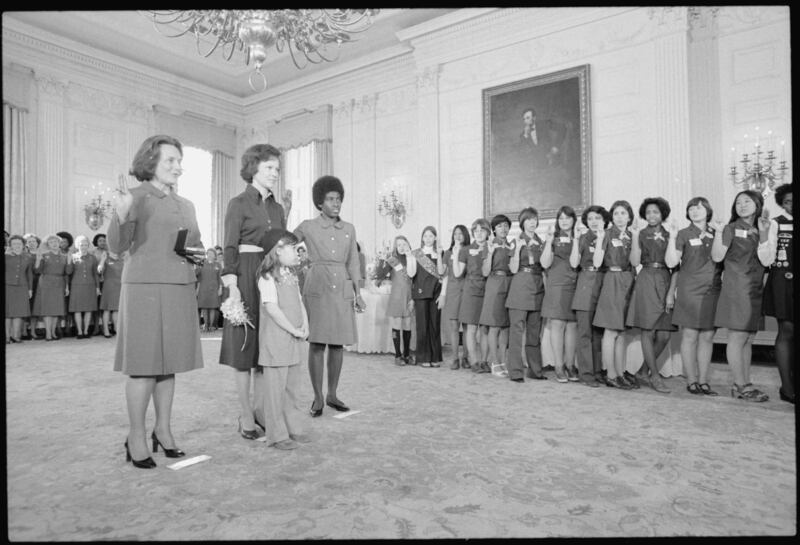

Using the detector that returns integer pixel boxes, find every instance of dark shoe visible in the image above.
[607,376,632,390]
[698,383,718,397]
[450,359,460,370]
[779,390,795,404]
[581,378,600,388]
[510,377,525,383]
[151,431,186,458]
[310,403,323,418]
[687,382,702,395]
[622,371,640,389]
[475,362,491,374]
[10,337,22,343]
[124,440,157,469]
[326,399,350,412]
[271,439,299,450]
[461,360,471,370]
[238,416,261,440]
[526,368,548,380]
[405,355,417,366]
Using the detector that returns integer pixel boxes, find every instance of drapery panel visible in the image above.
[282,139,332,230]
[3,102,29,234]
[212,151,236,247]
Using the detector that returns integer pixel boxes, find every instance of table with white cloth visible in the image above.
[346,281,416,354]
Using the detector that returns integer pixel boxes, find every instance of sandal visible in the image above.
[420,361,432,368]
[554,368,568,383]
[430,361,441,368]
[731,383,769,402]
[698,383,718,396]
[490,363,508,377]
[686,382,702,395]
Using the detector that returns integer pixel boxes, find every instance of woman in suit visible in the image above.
[293,175,365,417]
[5,235,33,343]
[68,235,100,338]
[98,250,124,337]
[109,134,203,468]
[33,234,72,341]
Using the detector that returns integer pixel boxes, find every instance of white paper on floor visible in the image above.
[332,410,361,419]
[167,455,211,470]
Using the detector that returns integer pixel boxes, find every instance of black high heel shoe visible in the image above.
[124,440,157,469]
[151,431,186,458]
[326,399,350,412]
[310,402,323,418]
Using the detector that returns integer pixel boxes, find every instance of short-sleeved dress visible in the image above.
[294,214,361,345]
[592,226,635,330]
[762,214,793,322]
[626,224,676,331]
[479,241,513,327]
[442,248,465,321]
[506,233,545,312]
[458,242,488,325]
[197,261,222,309]
[375,254,412,318]
[571,231,605,312]
[33,252,72,317]
[714,219,766,332]
[5,253,33,318]
[68,253,99,312]
[257,270,305,366]
[541,233,577,320]
[99,254,124,311]
[672,224,721,329]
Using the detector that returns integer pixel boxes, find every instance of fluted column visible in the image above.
[33,75,68,236]
[415,65,442,236]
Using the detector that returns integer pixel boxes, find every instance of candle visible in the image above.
[781,140,785,162]
[731,146,736,166]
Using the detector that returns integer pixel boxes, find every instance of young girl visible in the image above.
[68,235,100,339]
[592,200,636,389]
[506,207,546,382]
[409,226,444,367]
[257,229,310,450]
[626,197,678,393]
[374,235,415,366]
[540,206,579,382]
[98,250,125,337]
[665,196,721,397]
[456,219,492,372]
[5,235,33,343]
[33,234,73,341]
[480,215,514,376]
[712,190,773,402]
[441,225,471,369]
[571,205,610,387]
[762,183,793,403]
[196,248,222,332]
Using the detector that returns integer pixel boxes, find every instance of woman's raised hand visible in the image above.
[545,224,555,243]
[112,174,134,221]
[757,208,771,233]
[665,219,679,239]
[574,221,588,239]
[710,219,726,233]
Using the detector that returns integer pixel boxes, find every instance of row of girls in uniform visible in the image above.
[4,232,124,342]
[375,184,793,404]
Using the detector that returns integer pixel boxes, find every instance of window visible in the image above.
[178,146,214,247]
[282,140,331,228]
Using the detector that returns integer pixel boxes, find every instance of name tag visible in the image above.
[611,239,623,247]
[779,223,793,232]
[558,237,571,244]
[689,238,702,246]
[469,249,480,256]
[393,264,403,272]
[735,229,750,238]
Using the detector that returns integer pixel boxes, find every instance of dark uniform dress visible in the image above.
[593,226,635,330]
[714,219,766,332]
[672,224,721,329]
[411,249,443,364]
[541,233,577,321]
[375,255,412,318]
[571,231,605,381]
[197,261,222,310]
[457,242,488,325]
[479,241,513,327]
[108,181,204,376]
[99,254,124,311]
[442,248,465,321]
[505,233,545,380]
[219,184,286,370]
[626,225,676,331]
[5,253,33,318]
[32,253,72,317]
[68,253,99,312]
[294,214,361,346]
[763,214,793,322]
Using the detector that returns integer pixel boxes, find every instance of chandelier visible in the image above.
[729,127,790,197]
[82,181,114,231]
[144,9,379,91]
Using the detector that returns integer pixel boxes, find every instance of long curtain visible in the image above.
[282,139,332,229]
[3,102,28,234]
[212,151,235,247]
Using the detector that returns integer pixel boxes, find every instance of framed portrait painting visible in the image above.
[483,64,592,221]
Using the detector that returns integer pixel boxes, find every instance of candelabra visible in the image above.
[729,128,789,196]
[82,183,114,231]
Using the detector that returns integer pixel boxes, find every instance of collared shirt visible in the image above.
[222,184,286,278]
[293,214,361,294]
[638,224,669,265]
[600,225,632,268]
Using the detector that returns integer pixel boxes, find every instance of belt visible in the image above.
[583,266,599,272]
[238,244,263,253]
[642,262,667,269]
[491,270,508,276]
[607,266,631,272]
[519,266,542,274]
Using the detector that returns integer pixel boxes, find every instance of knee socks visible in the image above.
[402,329,412,358]
[392,329,402,357]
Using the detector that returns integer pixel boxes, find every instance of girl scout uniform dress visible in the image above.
[672,224,721,330]
[457,242,488,326]
[626,224,676,332]
[541,231,578,322]
[479,239,513,328]
[442,248,465,324]
[593,226,635,331]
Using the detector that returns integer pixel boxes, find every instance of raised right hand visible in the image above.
[112,174,134,221]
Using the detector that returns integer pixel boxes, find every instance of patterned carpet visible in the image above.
[5,334,796,540]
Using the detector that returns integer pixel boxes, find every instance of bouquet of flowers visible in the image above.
[220,297,255,351]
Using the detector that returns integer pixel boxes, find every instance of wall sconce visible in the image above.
[377,177,410,229]
[729,127,790,197]
[82,181,114,231]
